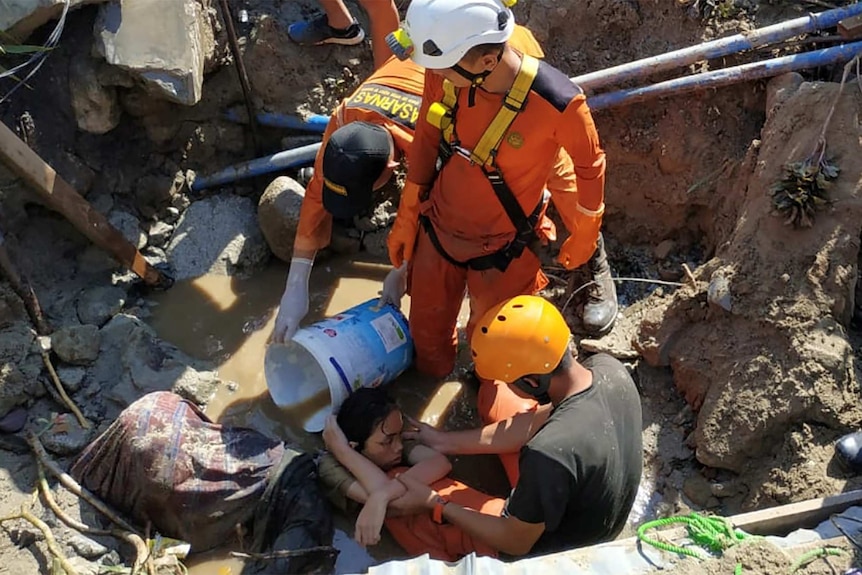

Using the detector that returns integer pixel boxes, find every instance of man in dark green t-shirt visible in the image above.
[396,295,643,556]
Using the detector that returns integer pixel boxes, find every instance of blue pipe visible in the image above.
[223,108,331,133]
[570,4,862,91]
[190,142,321,191]
[588,41,862,111]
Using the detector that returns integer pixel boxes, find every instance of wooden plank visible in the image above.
[838,14,862,39]
[731,489,862,535]
[0,120,170,288]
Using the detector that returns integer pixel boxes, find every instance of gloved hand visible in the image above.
[387,181,427,267]
[557,202,605,270]
[379,262,409,309]
[272,257,313,343]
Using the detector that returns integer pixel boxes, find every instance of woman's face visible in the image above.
[361,409,404,470]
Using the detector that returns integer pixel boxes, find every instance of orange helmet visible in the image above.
[471,295,571,383]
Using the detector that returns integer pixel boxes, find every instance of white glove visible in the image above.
[272,257,313,343]
[378,262,408,309]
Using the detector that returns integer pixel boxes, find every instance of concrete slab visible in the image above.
[1,0,107,41]
[94,0,209,105]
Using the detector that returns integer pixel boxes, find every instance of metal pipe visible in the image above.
[218,0,262,155]
[588,41,862,111]
[190,143,321,191]
[223,108,331,134]
[570,3,862,91]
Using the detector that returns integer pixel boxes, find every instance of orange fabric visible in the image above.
[294,57,424,252]
[406,57,606,263]
[476,382,540,487]
[408,226,548,379]
[295,25,554,253]
[384,466,505,561]
[387,181,426,267]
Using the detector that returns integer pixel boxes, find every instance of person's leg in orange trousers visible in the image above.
[408,227,468,378]
[468,249,547,486]
[357,0,398,69]
[384,467,505,561]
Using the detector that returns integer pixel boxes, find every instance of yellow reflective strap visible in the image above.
[469,54,539,166]
[440,80,458,143]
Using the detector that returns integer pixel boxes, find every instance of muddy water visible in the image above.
[146,255,510,574]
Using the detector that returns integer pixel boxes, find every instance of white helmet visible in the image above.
[399,0,516,70]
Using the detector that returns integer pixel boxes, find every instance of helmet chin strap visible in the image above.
[513,373,554,405]
[450,45,506,107]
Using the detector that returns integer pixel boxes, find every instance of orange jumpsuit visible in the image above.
[405,47,606,379]
[294,57,423,253]
[294,26,553,254]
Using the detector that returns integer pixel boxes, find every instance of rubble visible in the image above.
[94,0,215,105]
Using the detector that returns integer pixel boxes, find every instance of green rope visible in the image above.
[637,513,752,560]
[789,546,846,573]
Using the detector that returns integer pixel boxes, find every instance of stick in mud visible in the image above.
[0,229,50,335]
[25,431,142,537]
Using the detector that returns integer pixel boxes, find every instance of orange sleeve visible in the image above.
[555,95,606,212]
[546,148,582,229]
[405,69,444,188]
[293,112,339,252]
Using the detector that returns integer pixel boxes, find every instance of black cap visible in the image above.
[321,122,392,219]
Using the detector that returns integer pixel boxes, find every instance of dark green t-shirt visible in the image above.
[504,353,644,555]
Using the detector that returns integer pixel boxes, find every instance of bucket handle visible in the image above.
[329,357,354,397]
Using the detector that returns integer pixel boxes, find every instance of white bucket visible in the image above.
[265,298,414,432]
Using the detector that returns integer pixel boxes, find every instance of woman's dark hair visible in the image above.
[336,387,398,451]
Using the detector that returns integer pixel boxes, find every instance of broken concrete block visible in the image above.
[166,194,271,280]
[68,55,121,135]
[258,176,305,263]
[94,0,213,105]
[107,210,147,250]
[1,0,108,41]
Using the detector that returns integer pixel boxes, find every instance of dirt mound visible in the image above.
[634,81,862,486]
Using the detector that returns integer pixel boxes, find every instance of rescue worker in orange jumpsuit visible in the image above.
[380,0,617,379]
[272,24,603,344]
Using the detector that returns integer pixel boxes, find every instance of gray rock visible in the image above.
[0,363,28,418]
[94,0,214,105]
[147,221,174,248]
[107,210,147,250]
[56,366,87,393]
[68,55,120,135]
[40,414,93,456]
[52,325,101,365]
[257,176,305,263]
[67,534,108,559]
[166,194,271,280]
[76,286,126,327]
[1,0,109,39]
[90,315,216,418]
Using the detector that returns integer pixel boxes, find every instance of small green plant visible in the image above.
[770,156,839,228]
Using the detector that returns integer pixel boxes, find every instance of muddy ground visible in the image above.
[1,0,862,573]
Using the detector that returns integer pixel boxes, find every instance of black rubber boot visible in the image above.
[835,431,862,473]
[582,233,619,335]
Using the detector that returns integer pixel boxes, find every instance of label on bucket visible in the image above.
[371,312,408,353]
